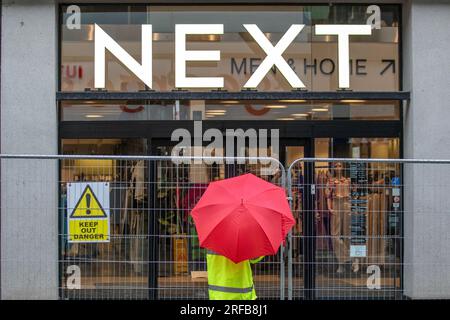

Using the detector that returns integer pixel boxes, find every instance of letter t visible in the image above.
[315,25,371,88]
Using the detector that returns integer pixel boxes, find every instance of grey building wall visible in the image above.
[1,0,450,300]
[403,0,450,299]
[1,0,58,299]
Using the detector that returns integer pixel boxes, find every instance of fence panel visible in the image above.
[288,158,404,300]
[59,155,284,300]
[287,158,450,300]
[3,155,450,300]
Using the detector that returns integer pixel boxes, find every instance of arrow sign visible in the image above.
[380,59,396,75]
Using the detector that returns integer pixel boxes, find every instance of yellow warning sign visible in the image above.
[70,185,107,218]
[69,219,109,242]
[67,182,110,243]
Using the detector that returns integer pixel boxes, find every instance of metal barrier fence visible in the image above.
[287,158,450,300]
[1,155,450,300]
[0,154,285,300]
[288,158,403,300]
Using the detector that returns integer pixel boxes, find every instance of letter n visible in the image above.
[95,24,152,88]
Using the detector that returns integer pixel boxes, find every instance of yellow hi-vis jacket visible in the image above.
[206,250,264,300]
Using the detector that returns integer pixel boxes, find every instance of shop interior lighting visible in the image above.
[87,25,95,41]
[206,112,226,115]
[152,33,161,41]
[278,100,307,103]
[340,100,367,103]
[85,114,104,118]
[206,114,226,117]
[219,101,240,104]
[267,105,287,109]
[292,113,308,117]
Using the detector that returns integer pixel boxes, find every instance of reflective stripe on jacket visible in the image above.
[206,250,263,300]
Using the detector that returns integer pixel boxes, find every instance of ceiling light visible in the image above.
[292,113,308,117]
[267,105,287,109]
[220,100,240,104]
[340,100,367,103]
[85,114,104,118]
[206,110,226,113]
[279,100,307,103]
[152,33,161,41]
[312,108,329,112]
[277,117,295,121]
[208,34,220,41]
[87,25,95,41]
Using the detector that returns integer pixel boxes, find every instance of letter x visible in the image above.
[243,24,305,89]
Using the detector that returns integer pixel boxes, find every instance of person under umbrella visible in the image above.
[190,173,295,300]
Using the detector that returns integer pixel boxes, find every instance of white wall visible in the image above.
[1,0,58,299]
[403,0,450,299]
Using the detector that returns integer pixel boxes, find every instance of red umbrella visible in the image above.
[190,173,295,263]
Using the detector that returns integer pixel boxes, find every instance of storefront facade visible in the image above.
[1,0,450,300]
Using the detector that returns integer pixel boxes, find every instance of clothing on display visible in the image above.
[110,182,127,225]
[131,160,145,201]
[181,161,211,269]
[181,183,209,220]
[367,192,388,265]
[315,170,332,250]
[323,167,392,269]
[115,161,148,273]
[326,175,352,266]
[181,182,209,269]
[129,210,145,273]
[329,197,351,264]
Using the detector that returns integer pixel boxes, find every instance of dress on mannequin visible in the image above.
[326,163,359,273]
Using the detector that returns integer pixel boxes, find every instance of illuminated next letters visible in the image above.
[94,24,371,90]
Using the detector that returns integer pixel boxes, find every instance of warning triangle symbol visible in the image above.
[70,185,107,218]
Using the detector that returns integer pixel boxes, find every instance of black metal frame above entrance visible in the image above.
[57,91,410,101]
[59,120,401,140]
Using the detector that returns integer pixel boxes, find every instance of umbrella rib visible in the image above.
[214,183,240,201]
[245,207,281,253]
[194,184,239,211]
[246,201,294,220]
[192,202,236,213]
[199,203,242,249]
[246,187,285,204]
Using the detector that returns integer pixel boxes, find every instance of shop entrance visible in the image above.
[148,137,312,299]
[59,117,402,300]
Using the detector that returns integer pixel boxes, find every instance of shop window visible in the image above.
[61,100,400,121]
[60,4,400,92]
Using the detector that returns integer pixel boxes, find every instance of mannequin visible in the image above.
[326,162,359,273]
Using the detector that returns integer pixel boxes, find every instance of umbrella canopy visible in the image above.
[190,173,295,263]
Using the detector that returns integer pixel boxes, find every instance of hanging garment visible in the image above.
[181,183,209,220]
[131,160,145,202]
[315,172,331,250]
[326,177,351,264]
[330,197,351,264]
[110,182,127,225]
[182,183,209,264]
[129,210,144,273]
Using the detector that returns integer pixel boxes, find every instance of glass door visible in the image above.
[60,138,150,300]
[311,138,402,299]
[149,139,224,299]
[281,139,315,300]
